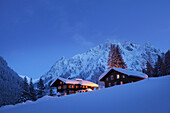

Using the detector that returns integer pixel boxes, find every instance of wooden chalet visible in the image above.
[50,77,98,95]
[99,67,148,88]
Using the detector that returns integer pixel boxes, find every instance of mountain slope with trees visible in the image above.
[41,40,162,84]
[0,56,23,107]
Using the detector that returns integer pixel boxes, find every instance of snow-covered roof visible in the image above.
[50,77,98,87]
[99,67,148,81]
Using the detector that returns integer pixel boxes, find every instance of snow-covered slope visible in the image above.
[0,56,23,107]
[1,75,170,113]
[41,40,161,84]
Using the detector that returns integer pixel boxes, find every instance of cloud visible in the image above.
[73,34,94,47]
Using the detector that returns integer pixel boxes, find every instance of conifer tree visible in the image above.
[29,78,36,101]
[115,45,127,69]
[146,53,154,77]
[157,55,164,76]
[146,61,153,77]
[23,76,29,92]
[37,78,45,98]
[107,44,127,69]
[19,76,31,102]
[165,50,170,75]
[153,62,159,77]
[107,44,116,69]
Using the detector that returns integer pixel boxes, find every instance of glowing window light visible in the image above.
[117,74,120,79]
[58,86,61,89]
[120,81,123,85]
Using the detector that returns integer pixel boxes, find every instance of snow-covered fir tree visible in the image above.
[19,76,31,102]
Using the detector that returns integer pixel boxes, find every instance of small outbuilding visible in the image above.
[99,67,148,88]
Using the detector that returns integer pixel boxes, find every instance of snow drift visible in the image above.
[1,75,170,113]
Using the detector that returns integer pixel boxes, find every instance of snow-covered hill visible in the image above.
[41,40,161,84]
[1,75,170,113]
[0,56,23,107]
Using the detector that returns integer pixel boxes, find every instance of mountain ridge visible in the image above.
[41,40,161,84]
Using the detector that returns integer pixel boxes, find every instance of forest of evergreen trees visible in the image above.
[17,77,54,104]
[107,44,170,77]
[143,50,170,77]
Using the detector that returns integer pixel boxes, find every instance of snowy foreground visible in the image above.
[1,76,170,113]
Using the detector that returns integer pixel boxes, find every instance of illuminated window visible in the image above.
[83,86,86,88]
[76,86,79,88]
[111,75,114,80]
[123,75,125,78]
[114,82,117,85]
[109,83,111,86]
[68,85,72,88]
[72,85,74,88]
[58,86,61,89]
[106,77,108,81]
[60,81,62,84]
[120,81,123,85]
[117,74,120,79]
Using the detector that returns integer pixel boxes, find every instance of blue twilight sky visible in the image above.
[0,0,170,79]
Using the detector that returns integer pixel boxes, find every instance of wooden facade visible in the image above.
[99,68,148,88]
[50,78,98,95]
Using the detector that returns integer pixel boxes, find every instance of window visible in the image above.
[111,75,114,80]
[106,77,108,81]
[63,85,67,89]
[68,85,72,88]
[123,75,125,78]
[109,83,111,87]
[83,86,86,88]
[117,74,120,79]
[114,82,117,85]
[60,81,62,84]
[58,86,61,89]
[72,85,75,88]
[120,81,123,85]
[76,85,79,88]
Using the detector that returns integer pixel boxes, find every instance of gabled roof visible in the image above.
[50,77,98,87]
[99,67,148,81]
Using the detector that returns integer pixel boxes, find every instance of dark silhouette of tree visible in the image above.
[37,78,45,98]
[146,61,153,77]
[19,76,31,102]
[153,61,159,77]
[165,50,170,75]
[29,78,36,101]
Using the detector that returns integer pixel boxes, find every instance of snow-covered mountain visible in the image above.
[19,75,38,83]
[41,40,161,84]
[0,56,23,107]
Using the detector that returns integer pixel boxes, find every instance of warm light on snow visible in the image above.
[51,77,98,87]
